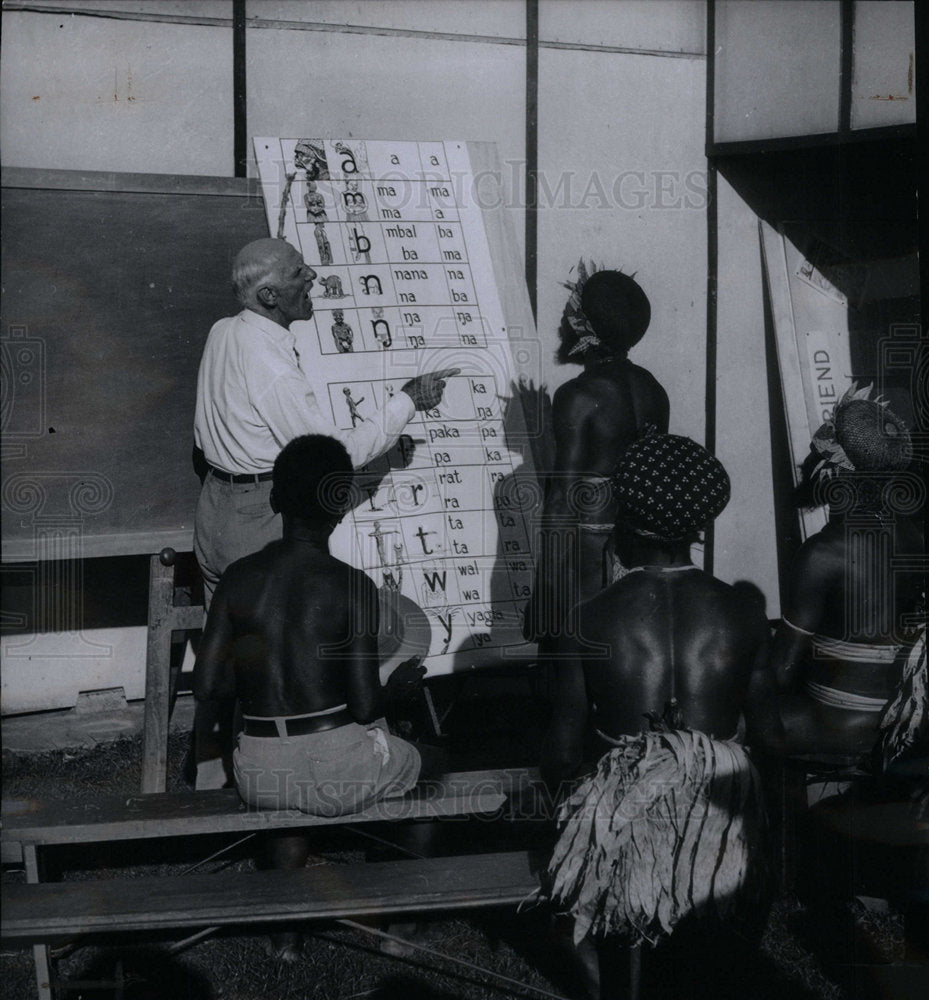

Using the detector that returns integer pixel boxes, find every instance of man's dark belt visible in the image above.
[242,707,354,738]
[209,466,273,484]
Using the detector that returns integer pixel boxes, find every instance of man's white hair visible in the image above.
[231,239,286,306]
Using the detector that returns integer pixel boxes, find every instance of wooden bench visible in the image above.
[3,850,541,941]
[2,768,544,999]
[2,768,538,852]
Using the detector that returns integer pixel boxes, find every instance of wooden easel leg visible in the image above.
[24,845,53,1000]
[142,553,176,793]
[142,549,205,793]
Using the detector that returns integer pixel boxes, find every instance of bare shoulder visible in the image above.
[677,568,748,603]
[552,375,597,406]
[791,526,847,580]
[717,577,771,635]
[624,362,670,413]
[551,377,600,422]
[625,361,667,392]
[672,571,769,636]
[221,544,278,587]
[581,572,665,620]
[210,546,281,613]
[580,570,766,642]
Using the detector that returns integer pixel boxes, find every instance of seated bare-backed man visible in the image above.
[541,434,784,1000]
[771,386,926,957]
[194,435,421,963]
[772,384,924,757]
[524,263,669,650]
[194,434,421,818]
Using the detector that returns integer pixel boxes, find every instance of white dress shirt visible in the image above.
[194,310,414,472]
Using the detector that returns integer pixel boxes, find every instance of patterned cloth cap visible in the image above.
[834,398,911,471]
[613,434,731,540]
[810,383,912,482]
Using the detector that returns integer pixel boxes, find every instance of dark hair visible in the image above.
[582,271,650,347]
[556,270,652,365]
[271,435,354,521]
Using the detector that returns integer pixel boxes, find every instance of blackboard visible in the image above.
[1,169,269,560]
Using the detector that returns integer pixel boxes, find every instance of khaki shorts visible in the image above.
[233,717,421,816]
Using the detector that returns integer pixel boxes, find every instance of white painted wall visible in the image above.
[714,0,842,142]
[244,25,526,212]
[714,0,915,143]
[535,43,708,443]
[1,627,148,714]
[246,0,525,37]
[852,1,916,129]
[541,0,704,52]
[714,175,778,611]
[0,10,234,175]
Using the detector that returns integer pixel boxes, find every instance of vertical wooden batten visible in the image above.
[838,0,854,134]
[233,0,247,177]
[525,0,539,322]
[704,2,719,574]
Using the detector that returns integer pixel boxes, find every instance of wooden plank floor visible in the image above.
[2,851,541,940]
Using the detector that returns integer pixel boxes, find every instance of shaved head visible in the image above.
[232,238,296,306]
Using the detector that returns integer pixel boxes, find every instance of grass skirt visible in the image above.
[878,626,928,768]
[546,729,768,946]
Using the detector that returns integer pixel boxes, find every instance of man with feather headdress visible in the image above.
[771,384,926,960]
[772,383,924,758]
[523,262,669,650]
[541,434,784,997]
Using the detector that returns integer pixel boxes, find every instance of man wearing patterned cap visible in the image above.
[541,434,783,999]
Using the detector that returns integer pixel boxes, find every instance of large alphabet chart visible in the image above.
[254,138,538,675]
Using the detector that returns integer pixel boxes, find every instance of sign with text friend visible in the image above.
[760,221,854,539]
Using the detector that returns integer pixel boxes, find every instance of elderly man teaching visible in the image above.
[194,237,458,603]
[192,237,457,784]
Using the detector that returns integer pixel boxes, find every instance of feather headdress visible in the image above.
[561,258,603,355]
[811,382,911,479]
